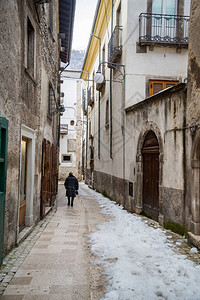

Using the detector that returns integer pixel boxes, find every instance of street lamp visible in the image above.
[94,60,126,208]
[94,61,125,83]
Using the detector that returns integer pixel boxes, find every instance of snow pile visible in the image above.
[88,189,200,300]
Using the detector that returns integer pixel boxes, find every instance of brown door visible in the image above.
[19,138,28,230]
[142,131,159,220]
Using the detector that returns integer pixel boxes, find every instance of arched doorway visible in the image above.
[142,131,159,220]
[191,133,200,235]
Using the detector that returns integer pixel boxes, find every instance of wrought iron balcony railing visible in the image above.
[139,13,189,46]
[88,87,94,107]
[82,89,87,115]
[108,26,123,64]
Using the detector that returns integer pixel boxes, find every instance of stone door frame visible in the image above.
[135,122,164,225]
[191,130,200,235]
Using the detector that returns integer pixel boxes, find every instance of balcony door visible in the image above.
[151,0,178,41]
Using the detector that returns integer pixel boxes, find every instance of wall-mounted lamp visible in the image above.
[94,61,125,84]
[94,69,104,84]
[75,120,87,127]
[190,125,196,136]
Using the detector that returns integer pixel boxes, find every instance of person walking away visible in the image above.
[64,172,79,207]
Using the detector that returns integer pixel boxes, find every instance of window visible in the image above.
[49,1,53,32]
[27,18,35,77]
[116,2,121,27]
[149,80,179,96]
[92,71,95,100]
[116,3,122,47]
[62,155,71,162]
[102,45,105,77]
[105,99,109,128]
[48,82,56,119]
[70,120,75,126]
[152,0,177,15]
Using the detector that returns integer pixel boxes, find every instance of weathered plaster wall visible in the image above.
[185,0,200,234]
[0,0,60,252]
[94,87,187,226]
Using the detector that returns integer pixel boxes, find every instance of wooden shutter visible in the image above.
[149,80,179,96]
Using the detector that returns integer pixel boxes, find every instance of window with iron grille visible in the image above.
[105,99,109,128]
[48,82,56,119]
[49,1,53,33]
[27,18,35,77]
[62,155,71,162]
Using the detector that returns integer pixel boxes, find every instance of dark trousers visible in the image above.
[68,197,74,207]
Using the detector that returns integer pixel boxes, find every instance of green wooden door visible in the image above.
[0,117,8,265]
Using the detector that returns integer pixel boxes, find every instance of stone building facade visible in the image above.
[59,70,83,181]
[81,0,196,237]
[0,0,75,262]
[185,0,200,246]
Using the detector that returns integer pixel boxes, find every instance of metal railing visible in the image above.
[82,89,87,114]
[108,26,123,63]
[88,86,94,107]
[139,13,189,46]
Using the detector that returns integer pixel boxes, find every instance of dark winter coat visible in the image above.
[64,175,79,198]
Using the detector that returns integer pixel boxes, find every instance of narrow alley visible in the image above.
[0,183,200,300]
[0,183,107,299]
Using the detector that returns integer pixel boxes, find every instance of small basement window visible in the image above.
[62,155,71,162]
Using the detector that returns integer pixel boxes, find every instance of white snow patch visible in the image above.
[175,242,182,246]
[190,247,198,253]
[87,187,200,300]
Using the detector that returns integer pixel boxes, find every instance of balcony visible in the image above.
[139,13,189,47]
[82,89,87,115]
[60,124,68,134]
[108,26,123,65]
[88,87,94,108]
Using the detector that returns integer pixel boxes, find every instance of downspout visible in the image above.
[92,34,101,160]
[182,88,187,226]
[122,68,126,208]
[98,41,101,159]
[110,0,113,159]
[86,74,89,183]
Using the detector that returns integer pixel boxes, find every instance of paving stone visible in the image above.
[1,183,200,299]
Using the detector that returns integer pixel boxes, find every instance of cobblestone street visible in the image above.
[0,182,200,299]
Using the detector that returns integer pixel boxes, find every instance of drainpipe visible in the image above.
[110,0,113,159]
[122,68,126,208]
[82,71,89,182]
[92,34,101,159]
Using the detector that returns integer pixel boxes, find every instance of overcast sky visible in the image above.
[72,0,98,50]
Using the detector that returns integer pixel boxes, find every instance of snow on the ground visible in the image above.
[88,188,200,300]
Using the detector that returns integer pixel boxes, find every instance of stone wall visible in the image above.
[93,85,188,227]
[185,0,200,235]
[0,0,60,253]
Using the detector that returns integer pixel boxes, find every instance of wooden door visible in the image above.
[142,131,159,220]
[19,138,28,230]
[0,117,8,264]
